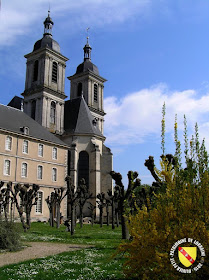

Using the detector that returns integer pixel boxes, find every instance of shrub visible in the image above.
[0,219,21,251]
[117,114,209,279]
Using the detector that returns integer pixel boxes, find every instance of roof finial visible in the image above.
[83,27,92,61]
[43,7,54,37]
[86,27,90,44]
[48,2,50,16]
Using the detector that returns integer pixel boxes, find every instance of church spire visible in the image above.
[43,10,54,37]
[83,28,92,61]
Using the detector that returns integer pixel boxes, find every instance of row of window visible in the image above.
[30,100,56,124]
[33,60,57,84]
[77,82,98,102]
[4,160,57,181]
[1,191,43,214]
[5,136,58,159]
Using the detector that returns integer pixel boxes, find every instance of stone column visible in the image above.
[70,143,78,188]
[48,58,53,86]
[90,144,101,218]
[61,64,66,94]
[44,55,50,87]
[60,103,64,134]
[58,62,62,93]
[101,85,104,111]
[88,80,92,106]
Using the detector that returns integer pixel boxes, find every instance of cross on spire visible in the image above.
[83,27,92,61]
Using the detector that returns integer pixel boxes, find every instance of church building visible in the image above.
[1,12,113,220]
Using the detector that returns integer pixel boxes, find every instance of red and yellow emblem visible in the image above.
[178,247,197,267]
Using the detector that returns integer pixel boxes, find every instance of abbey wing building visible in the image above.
[1,13,113,220]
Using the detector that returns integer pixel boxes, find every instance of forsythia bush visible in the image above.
[118,114,209,279]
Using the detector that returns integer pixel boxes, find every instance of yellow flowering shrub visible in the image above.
[118,159,209,279]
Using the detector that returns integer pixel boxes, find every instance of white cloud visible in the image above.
[0,0,151,47]
[104,83,209,148]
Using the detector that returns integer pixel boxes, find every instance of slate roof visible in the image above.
[7,96,23,110]
[0,104,67,147]
[76,60,99,75]
[33,35,60,53]
[64,96,104,138]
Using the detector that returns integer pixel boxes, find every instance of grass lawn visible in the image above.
[0,223,128,280]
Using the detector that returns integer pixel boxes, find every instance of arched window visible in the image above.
[31,100,36,120]
[52,147,57,160]
[37,165,43,180]
[52,62,58,83]
[52,168,57,182]
[35,191,43,213]
[33,60,39,82]
[21,162,28,178]
[94,84,98,102]
[5,136,12,151]
[4,160,11,176]
[50,101,56,124]
[77,83,82,97]
[78,151,89,187]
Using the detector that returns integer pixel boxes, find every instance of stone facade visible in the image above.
[0,125,68,221]
[3,13,113,220]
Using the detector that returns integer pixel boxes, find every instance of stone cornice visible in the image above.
[21,86,67,100]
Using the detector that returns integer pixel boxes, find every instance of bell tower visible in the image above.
[68,36,106,134]
[22,11,68,135]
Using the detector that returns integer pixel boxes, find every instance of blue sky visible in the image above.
[1,0,209,186]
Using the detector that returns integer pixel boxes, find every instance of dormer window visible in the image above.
[52,62,57,83]
[24,127,29,135]
[20,127,29,135]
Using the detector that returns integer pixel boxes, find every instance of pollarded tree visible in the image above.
[76,178,92,228]
[0,181,14,221]
[96,192,106,227]
[54,187,68,228]
[105,198,111,226]
[65,176,77,235]
[45,192,56,227]
[107,187,120,229]
[18,183,40,229]
[110,171,141,239]
[8,182,39,231]
[87,202,96,227]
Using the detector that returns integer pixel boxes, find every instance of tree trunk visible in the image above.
[106,207,109,226]
[74,206,77,228]
[91,213,94,227]
[49,210,53,227]
[112,201,115,230]
[71,205,75,236]
[116,210,119,227]
[4,205,8,222]
[26,210,31,229]
[56,203,60,229]
[51,204,55,227]
[79,205,83,228]
[121,201,129,239]
[100,206,103,227]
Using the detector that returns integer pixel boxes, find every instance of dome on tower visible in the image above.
[33,36,60,53]
[76,38,99,75]
[76,60,99,75]
[33,11,60,53]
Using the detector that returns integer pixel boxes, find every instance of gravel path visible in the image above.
[0,242,91,267]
